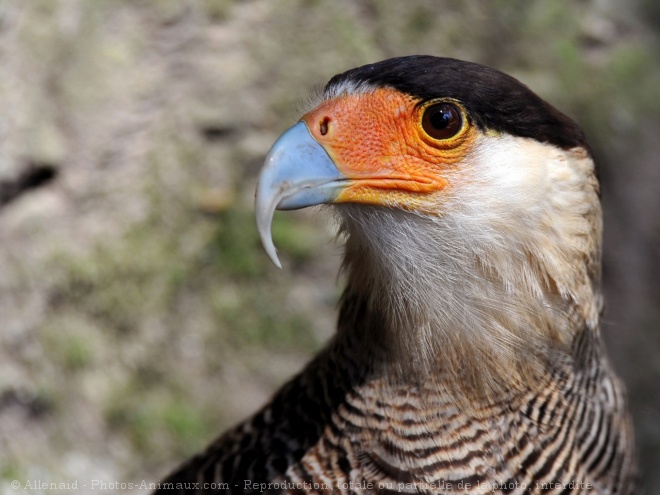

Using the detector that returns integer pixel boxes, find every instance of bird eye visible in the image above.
[421,103,462,140]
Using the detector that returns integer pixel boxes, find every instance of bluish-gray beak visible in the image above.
[255,122,346,268]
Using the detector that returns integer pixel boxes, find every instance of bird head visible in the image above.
[255,56,602,390]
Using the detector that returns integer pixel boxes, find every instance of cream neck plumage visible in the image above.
[335,132,602,400]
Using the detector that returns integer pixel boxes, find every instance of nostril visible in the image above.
[319,117,330,136]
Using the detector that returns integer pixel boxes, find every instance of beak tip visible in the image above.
[269,251,283,270]
[256,209,282,269]
[258,230,283,268]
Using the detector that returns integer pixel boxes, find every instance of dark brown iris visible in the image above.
[421,103,462,140]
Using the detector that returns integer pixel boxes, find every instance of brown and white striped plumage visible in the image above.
[155,57,639,494]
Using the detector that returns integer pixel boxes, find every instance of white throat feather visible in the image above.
[334,133,602,399]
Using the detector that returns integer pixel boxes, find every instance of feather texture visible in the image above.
[154,57,639,494]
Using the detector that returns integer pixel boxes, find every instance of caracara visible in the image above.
[155,56,639,494]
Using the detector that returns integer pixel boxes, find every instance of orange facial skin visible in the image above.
[301,87,477,210]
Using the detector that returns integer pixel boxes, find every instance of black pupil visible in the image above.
[430,107,453,129]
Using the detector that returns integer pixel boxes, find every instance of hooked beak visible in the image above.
[255,122,345,268]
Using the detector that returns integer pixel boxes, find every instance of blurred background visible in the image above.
[0,0,658,493]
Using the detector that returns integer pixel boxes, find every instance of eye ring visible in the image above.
[421,102,463,140]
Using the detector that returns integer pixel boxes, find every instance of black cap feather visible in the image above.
[326,55,588,152]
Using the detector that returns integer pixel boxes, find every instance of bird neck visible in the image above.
[334,203,602,401]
